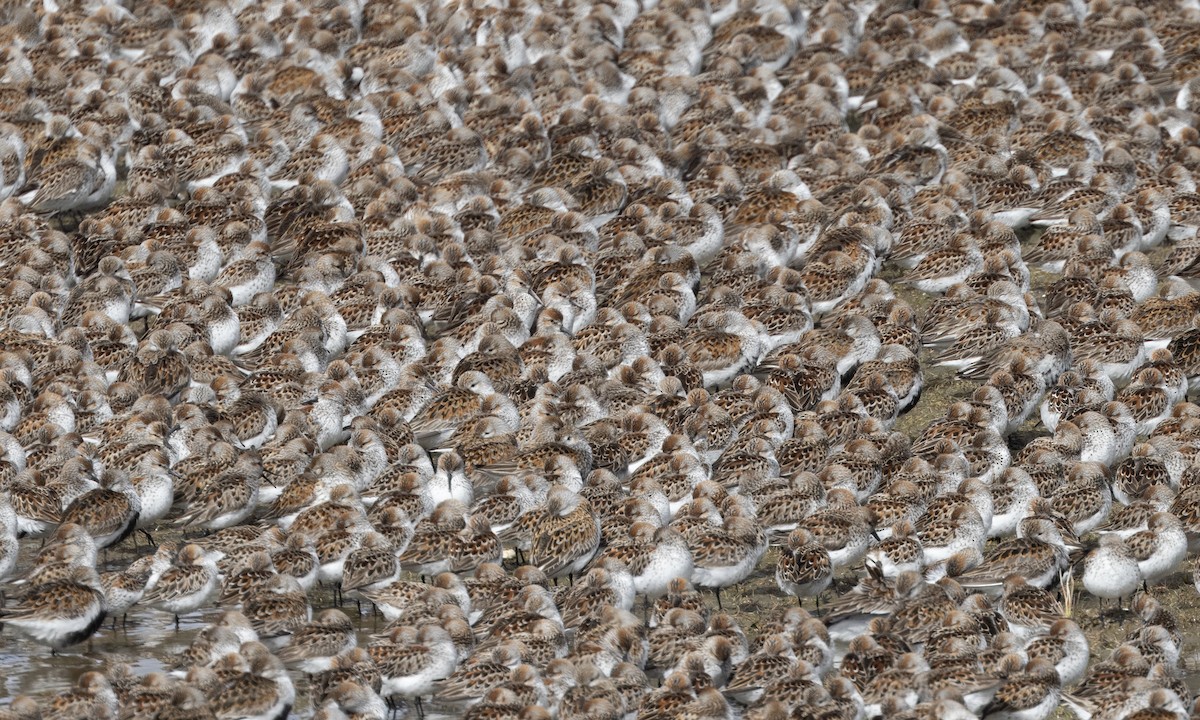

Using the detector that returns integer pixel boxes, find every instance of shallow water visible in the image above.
[2,533,224,686]
[0,578,406,718]
[0,605,205,699]
[0,534,355,716]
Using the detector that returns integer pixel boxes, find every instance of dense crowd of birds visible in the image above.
[9,0,1200,718]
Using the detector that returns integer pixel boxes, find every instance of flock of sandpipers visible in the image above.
[4,0,1200,718]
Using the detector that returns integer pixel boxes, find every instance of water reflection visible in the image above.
[0,608,204,699]
[0,589,400,718]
